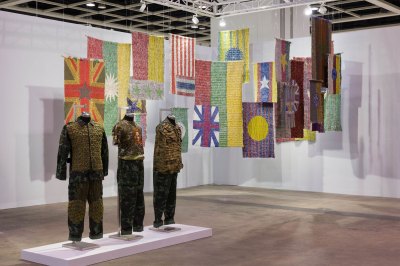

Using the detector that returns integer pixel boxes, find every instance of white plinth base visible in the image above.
[21,224,212,266]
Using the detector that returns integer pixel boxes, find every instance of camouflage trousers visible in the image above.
[117,159,145,234]
[153,171,178,228]
[68,179,103,241]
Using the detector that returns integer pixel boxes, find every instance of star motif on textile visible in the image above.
[133,83,141,96]
[127,98,140,113]
[156,87,164,98]
[79,82,91,100]
[145,85,152,98]
[280,54,288,70]
[259,76,270,90]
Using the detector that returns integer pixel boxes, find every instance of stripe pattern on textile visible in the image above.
[328,53,342,94]
[87,36,131,135]
[193,60,244,147]
[131,32,164,100]
[64,57,105,124]
[134,113,147,146]
[218,28,250,83]
[242,103,274,158]
[310,79,324,132]
[324,93,342,131]
[275,39,291,82]
[171,107,189,153]
[253,62,277,103]
[311,17,332,87]
[275,81,299,141]
[290,60,305,138]
[170,34,195,96]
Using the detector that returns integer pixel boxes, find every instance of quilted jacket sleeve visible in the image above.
[56,125,71,180]
[101,131,109,176]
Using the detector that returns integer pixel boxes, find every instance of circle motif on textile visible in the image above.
[247,116,268,142]
[177,122,186,140]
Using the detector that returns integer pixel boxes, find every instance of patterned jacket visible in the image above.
[153,117,183,173]
[112,117,144,160]
[56,117,109,181]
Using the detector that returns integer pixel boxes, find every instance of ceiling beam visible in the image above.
[365,0,400,14]
[0,0,31,8]
[325,3,361,18]
[332,12,399,23]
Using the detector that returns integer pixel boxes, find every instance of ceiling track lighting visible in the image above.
[192,14,199,25]
[304,5,313,16]
[98,4,106,9]
[139,1,147,12]
[86,2,95,7]
[219,18,226,27]
[318,3,327,15]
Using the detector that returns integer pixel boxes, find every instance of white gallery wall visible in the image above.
[0,11,213,209]
[210,10,400,198]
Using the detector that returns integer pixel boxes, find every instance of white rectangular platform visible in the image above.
[21,224,212,266]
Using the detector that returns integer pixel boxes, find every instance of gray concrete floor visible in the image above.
[2,185,400,266]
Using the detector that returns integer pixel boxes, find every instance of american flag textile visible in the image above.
[324,93,342,131]
[87,37,131,135]
[275,81,299,141]
[242,103,274,158]
[310,79,324,132]
[293,57,316,142]
[193,60,244,147]
[328,53,342,94]
[171,107,189,153]
[131,32,164,100]
[218,28,250,83]
[275,38,291,82]
[64,57,105,124]
[253,62,277,103]
[290,60,305,138]
[170,34,195,96]
[311,17,332,87]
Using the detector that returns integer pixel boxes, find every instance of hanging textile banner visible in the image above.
[311,17,332,88]
[193,60,244,147]
[171,108,189,153]
[290,60,305,138]
[328,53,342,94]
[131,32,164,100]
[275,81,299,140]
[275,38,291,82]
[324,93,342,131]
[218,28,250,83]
[310,79,324,132]
[170,34,195,96]
[253,62,277,103]
[242,103,275,158]
[87,36,131,135]
[64,57,105,124]
[126,97,147,145]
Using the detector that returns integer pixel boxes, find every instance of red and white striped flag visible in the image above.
[170,34,196,96]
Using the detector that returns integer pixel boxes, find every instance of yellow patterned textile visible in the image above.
[112,118,144,160]
[117,43,131,117]
[226,61,244,147]
[66,120,104,172]
[153,118,183,173]
[148,35,164,83]
[218,28,249,83]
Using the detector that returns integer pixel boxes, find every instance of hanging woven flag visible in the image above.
[131,32,164,100]
[126,97,147,145]
[64,57,105,124]
[311,17,332,87]
[253,62,277,103]
[328,53,342,94]
[218,28,250,83]
[310,79,324,132]
[275,81,299,140]
[171,108,189,153]
[242,103,274,158]
[170,34,195,96]
[324,93,342,131]
[87,37,131,135]
[275,38,291,82]
[193,60,244,147]
[290,60,305,138]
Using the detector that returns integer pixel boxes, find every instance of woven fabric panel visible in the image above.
[275,38,291,82]
[253,62,277,103]
[324,93,342,131]
[311,17,332,87]
[172,108,189,153]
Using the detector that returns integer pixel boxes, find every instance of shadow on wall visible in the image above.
[28,86,64,182]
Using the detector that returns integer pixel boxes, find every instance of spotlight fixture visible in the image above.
[139,1,147,12]
[98,4,106,9]
[318,3,327,14]
[304,5,313,16]
[199,26,206,30]
[219,18,226,27]
[86,2,95,7]
[200,5,207,9]
[191,25,198,29]
[192,14,199,24]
